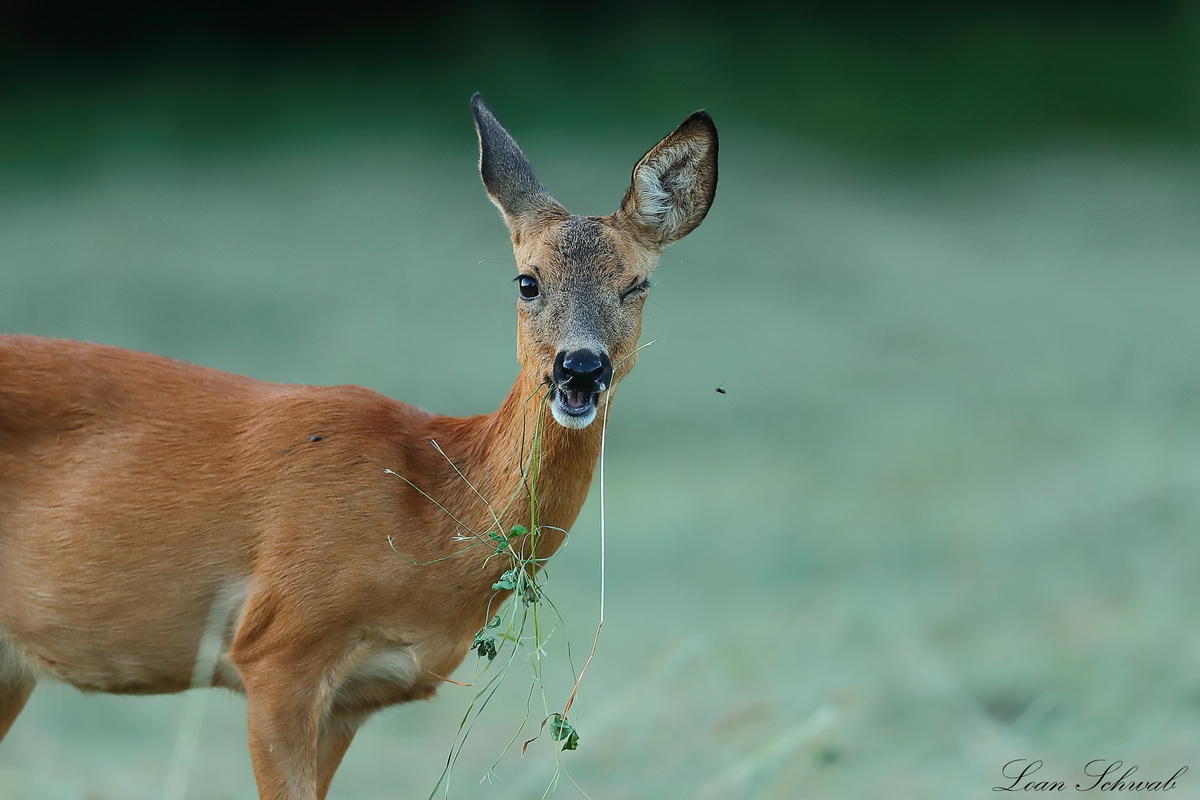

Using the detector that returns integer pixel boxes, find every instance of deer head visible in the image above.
[472,94,718,428]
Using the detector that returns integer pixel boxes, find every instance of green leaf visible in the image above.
[471,629,498,661]
[518,574,541,605]
[492,569,518,591]
[549,714,579,751]
[508,525,528,538]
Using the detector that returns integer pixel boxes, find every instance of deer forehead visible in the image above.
[520,216,651,285]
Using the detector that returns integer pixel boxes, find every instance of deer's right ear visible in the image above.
[619,110,718,249]
[472,93,564,230]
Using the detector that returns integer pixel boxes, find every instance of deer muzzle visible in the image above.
[549,349,612,428]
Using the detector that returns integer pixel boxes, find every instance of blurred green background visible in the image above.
[2,2,1200,798]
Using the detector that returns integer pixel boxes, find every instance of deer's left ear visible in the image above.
[618,111,718,248]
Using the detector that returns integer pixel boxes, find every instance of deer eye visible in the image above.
[622,279,652,301]
[516,275,540,300]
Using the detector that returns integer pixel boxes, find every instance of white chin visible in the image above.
[550,396,597,429]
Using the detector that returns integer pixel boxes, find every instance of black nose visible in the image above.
[554,349,613,392]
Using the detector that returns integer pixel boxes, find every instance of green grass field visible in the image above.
[2,62,1199,798]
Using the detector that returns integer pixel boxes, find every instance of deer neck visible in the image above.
[436,370,606,560]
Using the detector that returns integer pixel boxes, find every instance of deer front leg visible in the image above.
[242,664,327,800]
[241,663,371,800]
[316,710,369,800]
[0,680,34,741]
[233,588,341,800]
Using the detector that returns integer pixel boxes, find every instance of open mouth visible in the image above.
[556,388,597,417]
[549,384,603,428]
[548,349,612,428]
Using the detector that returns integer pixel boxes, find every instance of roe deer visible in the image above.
[0,93,717,799]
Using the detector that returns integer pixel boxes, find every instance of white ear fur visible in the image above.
[621,111,718,248]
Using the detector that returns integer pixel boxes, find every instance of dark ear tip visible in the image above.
[682,110,718,141]
[471,93,492,122]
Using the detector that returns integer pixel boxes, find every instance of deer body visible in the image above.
[0,95,716,799]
